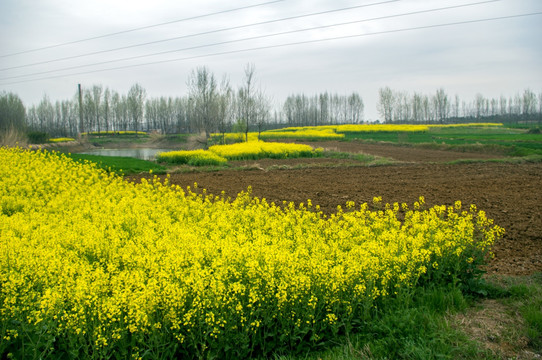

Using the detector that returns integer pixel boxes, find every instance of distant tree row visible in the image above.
[377,87,542,123]
[22,64,271,142]
[282,92,364,126]
[3,70,542,140]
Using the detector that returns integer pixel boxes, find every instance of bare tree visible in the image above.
[348,92,364,123]
[238,63,256,141]
[255,90,270,139]
[490,98,498,116]
[319,92,329,125]
[377,87,394,123]
[187,67,218,142]
[111,91,121,132]
[522,88,536,116]
[102,87,111,133]
[217,76,233,144]
[283,96,295,125]
[91,85,103,133]
[0,92,26,133]
[37,95,55,133]
[435,88,449,123]
[499,95,508,116]
[411,92,423,122]
[474,93,486,119]
[83,90,95,132]
[145,98,159,132]
[127,83,146,135]
[453,94,460,119]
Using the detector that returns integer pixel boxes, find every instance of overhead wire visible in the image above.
[0,0,401,71]
[2,11,540,86]
[0,0,285,58]
[0,0,502,81]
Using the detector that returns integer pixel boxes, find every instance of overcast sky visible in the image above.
[1,0,541,120]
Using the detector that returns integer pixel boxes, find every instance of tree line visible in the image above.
[2,67,542,140]
[282,92,364,126]
[20,64,279,141]
[377,87,542,124]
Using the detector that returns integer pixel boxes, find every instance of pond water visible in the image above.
[79,148,172,161]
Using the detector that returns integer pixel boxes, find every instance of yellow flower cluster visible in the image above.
[335,124,430,132]
[0,147,503,358]
[156,149,228,165]
[262,124,429,134]
[157,141,322,165]
[208,140,319,160]
[257,123,503,138]
[260,128,344,140]
[49,137,76,143]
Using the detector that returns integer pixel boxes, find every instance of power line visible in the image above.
[0,0,401,71]
[0,0,284,58]
[0,0,500,80]
[2,11,540,86]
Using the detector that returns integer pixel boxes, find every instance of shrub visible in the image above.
[26,131,49,143]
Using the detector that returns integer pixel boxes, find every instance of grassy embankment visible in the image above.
[344,126,542,157]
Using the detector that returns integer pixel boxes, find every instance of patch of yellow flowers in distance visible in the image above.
[49,137,76,143]
[217,123,504,141]
[157,141,322,165]
[0,147,503,358]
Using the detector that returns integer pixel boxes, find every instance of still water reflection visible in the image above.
[79,148,172,161]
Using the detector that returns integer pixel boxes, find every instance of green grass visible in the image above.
[323,151,376,162]
[501,273,542,352]
[276,285,495,360]
[342,126,542,157]
[276,274,542,360]
[65,153,166,175]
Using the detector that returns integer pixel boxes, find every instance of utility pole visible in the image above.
[78,84,84,135]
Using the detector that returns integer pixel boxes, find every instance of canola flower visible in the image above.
[156,149,228,166]
[208,140,320,160]
[259,123,504,139]
[335,124,430,132]
[0,147,503,359]
[49,137,76,143]
[259,129,344,140]
[157,141,322,165]
[211,123,504,144]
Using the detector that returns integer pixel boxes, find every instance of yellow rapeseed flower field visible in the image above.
[158,141,322,165]
[208,140,319,160]
[156,149,228,165]
[258,123,503,138]
[0,147,503,358]
[260,129,344,140]
[49,137,76,143]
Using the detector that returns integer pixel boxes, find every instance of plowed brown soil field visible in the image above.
[130,142,542,276]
